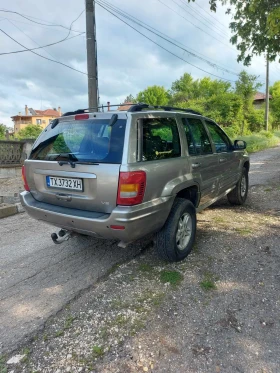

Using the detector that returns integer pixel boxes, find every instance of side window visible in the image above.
[183,118,213,155]
[205,120,232,153]
[142,117,181,161]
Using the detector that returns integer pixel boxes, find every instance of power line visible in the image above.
[0,8,85,57]
[174,0,229,39]
[182,0,229,35]
[0,28,91,77]
[0,21,84,56]
[96,1,235,82]
[188,0,229,30]
[0,9,84,33]
[156,0,237,52]
[98,0,239,76]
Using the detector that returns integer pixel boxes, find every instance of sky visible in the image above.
[0,0,279,128]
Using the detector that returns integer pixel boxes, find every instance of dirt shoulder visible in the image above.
[2,150,280,373]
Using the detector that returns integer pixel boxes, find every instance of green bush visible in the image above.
[259,130,273,138]
[239,133,280,153]
[222,126,238,139]
[273,130,280,138]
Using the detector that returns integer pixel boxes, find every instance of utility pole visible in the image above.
[85,0,98,110]
[265,56,269,131]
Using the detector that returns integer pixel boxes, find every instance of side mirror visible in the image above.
[234,140,247,150]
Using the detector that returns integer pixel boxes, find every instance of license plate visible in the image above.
[46,176,83,191]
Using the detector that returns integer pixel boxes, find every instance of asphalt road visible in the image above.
[0,146,279,355]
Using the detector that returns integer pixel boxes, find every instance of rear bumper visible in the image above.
[20,191,174,243]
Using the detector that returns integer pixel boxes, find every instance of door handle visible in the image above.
[219,157,226,162]
[56,194,72,202]
[192,163,201,169]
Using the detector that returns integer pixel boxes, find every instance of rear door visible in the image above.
[182,117,220,206]
[25,115,127,213]
[204,120,239,193]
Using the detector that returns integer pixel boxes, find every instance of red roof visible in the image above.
[34,109,60,116]
[254,92,272,101]
[117,102,134,111]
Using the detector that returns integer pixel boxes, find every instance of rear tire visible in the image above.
[227,167,248,205]
[155,198,196,262]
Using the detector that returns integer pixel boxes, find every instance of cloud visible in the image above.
[0,0,278,127]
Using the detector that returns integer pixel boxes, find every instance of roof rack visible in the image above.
[127,104,202,115]
[62,103,202,117]
[62,104,134,117]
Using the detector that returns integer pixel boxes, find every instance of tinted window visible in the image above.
[142,117,181,161]
[205,120,232,153]
[183,118,212,155]
[183,122,196,155]
[30,119,126,164]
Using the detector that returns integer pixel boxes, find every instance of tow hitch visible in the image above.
[51,229,72,244]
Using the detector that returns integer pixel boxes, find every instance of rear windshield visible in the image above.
[30,118,126,164]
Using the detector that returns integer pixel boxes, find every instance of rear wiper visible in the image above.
[74,161,99,166]
[58,160,99,168]
[58,160,76,168]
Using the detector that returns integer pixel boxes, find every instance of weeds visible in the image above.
[92,345,104,358]
[200,272,219,291]
[55,330,64,338]
[235,227,253,235]
[0,355,7,373]
[159,270,183,287]
[138,263,154,272]
[64,315,76,329]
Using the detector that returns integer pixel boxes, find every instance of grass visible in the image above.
[239,133,279,153]
[200,272,219,291]
[213,216,226,223]
[159,270,183,287]
[138,263,154,272]
[64,315,76,329]
[235,227,253,236]
[55,330,64,338]
[21,348,31,364]
[92,345,104,358]
[0,355,7,373]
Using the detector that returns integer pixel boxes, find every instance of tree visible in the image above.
[16,125,43,140]
[136,85,169,106]
[270,81,280,127]
[0,124,8,139]
[235,71,262,101]
[170,73,194,98]
[169,74,231,105]
[235,71,262,134]
[188,0,280,65]
[123,94,136,103]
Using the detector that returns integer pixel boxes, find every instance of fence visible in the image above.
[0,139,34,166]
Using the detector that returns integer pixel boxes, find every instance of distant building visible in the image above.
[11,105,62,133]
[253,92,272,109]
[117,102,134,111]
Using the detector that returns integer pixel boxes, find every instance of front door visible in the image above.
[182,117,220,206]
[204,120,239,194]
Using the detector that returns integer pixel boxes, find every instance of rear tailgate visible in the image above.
[26,115,127,214]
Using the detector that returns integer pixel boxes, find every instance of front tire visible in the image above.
[227,167,248,205]
[155,198,196,262]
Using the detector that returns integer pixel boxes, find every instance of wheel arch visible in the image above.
[176,185,200,208]
[243,161,250,173]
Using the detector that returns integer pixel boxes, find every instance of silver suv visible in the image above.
[20,104,249,262]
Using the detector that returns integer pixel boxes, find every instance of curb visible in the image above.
[0,203,25,219]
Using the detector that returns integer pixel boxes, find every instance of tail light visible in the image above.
[21,165,30,191]
[117,171,146,206]
[75,114,89,120]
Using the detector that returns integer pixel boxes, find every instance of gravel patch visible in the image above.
[0,176,23,196]
[1,148,279,372]
[2,179,279,373]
